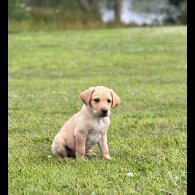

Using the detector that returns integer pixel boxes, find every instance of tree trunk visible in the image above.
[77,0,90,12]
[90,0,100,16]
[77,0,100,19]
[114,0,121,23]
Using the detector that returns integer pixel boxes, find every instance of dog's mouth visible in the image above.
[100,113,108,117]
[95,112,109,118]
[93,112,108,117]
[92,109,110,118]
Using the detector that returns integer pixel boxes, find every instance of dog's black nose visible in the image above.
[101,108,108,115]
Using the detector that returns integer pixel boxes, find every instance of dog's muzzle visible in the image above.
[101,108,108,117]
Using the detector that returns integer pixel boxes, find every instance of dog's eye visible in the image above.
[107,99,112,103]
[94,98,100,103]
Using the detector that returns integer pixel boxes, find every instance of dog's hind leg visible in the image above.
[51,137,76,159]
[51,142,68,158]
[65,146,76,158]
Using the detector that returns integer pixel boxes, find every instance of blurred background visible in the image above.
[8,0,187,31]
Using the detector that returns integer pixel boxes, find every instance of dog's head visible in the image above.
[80,86,121,117]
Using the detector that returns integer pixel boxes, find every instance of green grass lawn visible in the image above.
[8,26,187,194]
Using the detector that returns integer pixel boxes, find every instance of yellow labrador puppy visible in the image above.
[51,86,120,159]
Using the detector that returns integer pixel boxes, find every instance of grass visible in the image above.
[8,26,187,194]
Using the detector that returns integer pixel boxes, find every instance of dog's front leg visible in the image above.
[75,132,86,158]
[98,133,111,160]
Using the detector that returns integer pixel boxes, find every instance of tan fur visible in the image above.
[51,86,120,159]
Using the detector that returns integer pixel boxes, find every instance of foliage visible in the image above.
[8,0,187,28]
[169,0,186,6]
[178,1,187,24]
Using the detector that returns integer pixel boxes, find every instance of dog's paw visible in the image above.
[85,150,97,157]
[102,154,111,160]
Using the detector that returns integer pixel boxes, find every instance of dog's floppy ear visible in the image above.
[80,87,95,106]
[110,89,121,108]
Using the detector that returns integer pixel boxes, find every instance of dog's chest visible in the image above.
[87,131,102,145]
[86,119,108,148]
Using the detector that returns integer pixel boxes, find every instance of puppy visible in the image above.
[51,86,120,159]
